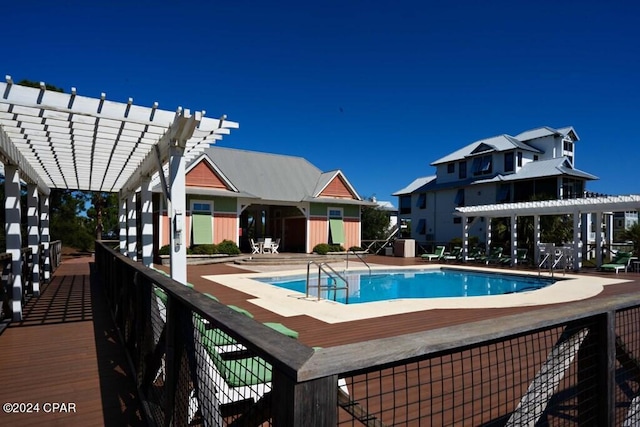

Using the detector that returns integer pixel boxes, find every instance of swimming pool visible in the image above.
[256,268,556,304]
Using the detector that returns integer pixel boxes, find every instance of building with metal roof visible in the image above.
[154,146,371,254]
[393,126,604,248]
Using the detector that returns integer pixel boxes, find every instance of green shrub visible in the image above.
[191,244,218,255]
[159,244,170,255]
[217,240,241,255]
[349,246,363,252]
[313,243,330,255]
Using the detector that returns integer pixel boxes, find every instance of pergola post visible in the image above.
[5,165,23,321]
[462,215,469,262]
[573,212,582,271]
[485,218,492,257]
[127,192,137,261]
[27,184,40,296]
[595,212,603,267]
[119,193,127,255]
[534,214,541,266]
[40,193,50,282]
[510,214,518,266]
[169,143,187,284]
[141,178,154,267]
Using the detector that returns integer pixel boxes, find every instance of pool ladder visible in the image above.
[306,261,350,303]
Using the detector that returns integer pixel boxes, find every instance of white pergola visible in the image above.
[455,195,640,270]
[0,76,238,320]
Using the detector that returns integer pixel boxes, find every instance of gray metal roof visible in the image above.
[515,126,579,142]
[431,134,542,166]
[392,175,436,196]
[475,157,598,183]
[195,146,363,203]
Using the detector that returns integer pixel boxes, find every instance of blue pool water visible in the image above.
[256,268,555,304]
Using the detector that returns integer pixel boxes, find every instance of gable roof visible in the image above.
[475,157,598,184]
[431,134,542,166]
[515,126,579,142]
[190,146,363,203]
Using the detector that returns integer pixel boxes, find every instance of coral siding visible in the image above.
[186,161,228,189]
[343,217,360,249]
[308,217,328,252]
[214,214,238,243]
[308,216,361,251]
[320,176,355,198]
[159,213,170,247]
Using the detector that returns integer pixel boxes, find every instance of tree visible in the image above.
[17,79,64,93]
[361,204,391,240]
[50,190,94,251]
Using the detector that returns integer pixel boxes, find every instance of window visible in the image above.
[191,200,213,245]
[497,184,510,203]
[453,217,462,224]
[533,155,539,161]
[399,195,412,214]
[447,163,455,174]
[459,161,467,179]
[504,152,514,172]
[471,155,492,176]
[564,141,573,152]
[454,189,465,207]
[416,193,426,209]
[416,219,426,234]
[517,152,523,167]
[328,208,344,244]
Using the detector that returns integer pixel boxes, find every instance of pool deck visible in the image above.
[183,255,640,348]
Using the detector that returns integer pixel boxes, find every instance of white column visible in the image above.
[119,194,127,254]
[595,211,603,267]
[485,217,492,257]
[40,193,51,282]
[127,192,137,261]
[27,184,40,296]
[141,178,154,267]
[533,215,541,266]
[169,144,187,284]
[462,216,469,262]
[5,165,23,321]
[573,212,582,271]
[510,214,518,266]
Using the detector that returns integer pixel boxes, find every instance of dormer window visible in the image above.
[563,141,573,152]
[471,155,492,176]
[517,152,522,167]
[447,163,455,174]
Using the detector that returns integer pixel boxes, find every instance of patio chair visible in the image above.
[465,246,483,262]
[421,245,445,261]
[250,239,261,254]
[500,248,529,266]
[262,237,273,254]
[600,252,635,274]
[443,246,462,262]
[478,246,503,264]
[270,238,280,254]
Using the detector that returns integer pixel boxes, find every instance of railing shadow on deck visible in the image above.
[95,240,640,426]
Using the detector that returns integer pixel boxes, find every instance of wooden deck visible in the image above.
[0,256,145,426]
[1,254,639,425]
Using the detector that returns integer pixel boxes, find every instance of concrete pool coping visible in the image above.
[202,264,631,324]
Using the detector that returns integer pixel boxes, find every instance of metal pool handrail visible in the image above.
[307,260,350,303]
[346,249,371,277]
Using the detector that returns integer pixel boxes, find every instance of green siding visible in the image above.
[192,213,213,245]
[213,197,237,213]
[310,203,360,217]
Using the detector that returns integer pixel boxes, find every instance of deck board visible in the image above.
[0,257,145,427]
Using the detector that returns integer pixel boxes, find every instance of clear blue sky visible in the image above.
[5,1,640,204]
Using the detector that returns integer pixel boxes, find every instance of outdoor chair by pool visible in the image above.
[421,245,445,261]
[478,246,503,264]
[443,246,462,261]
[600,252,635,274]
[500,248,529,266]
[270,238,280,254]
[250,238,261,254]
